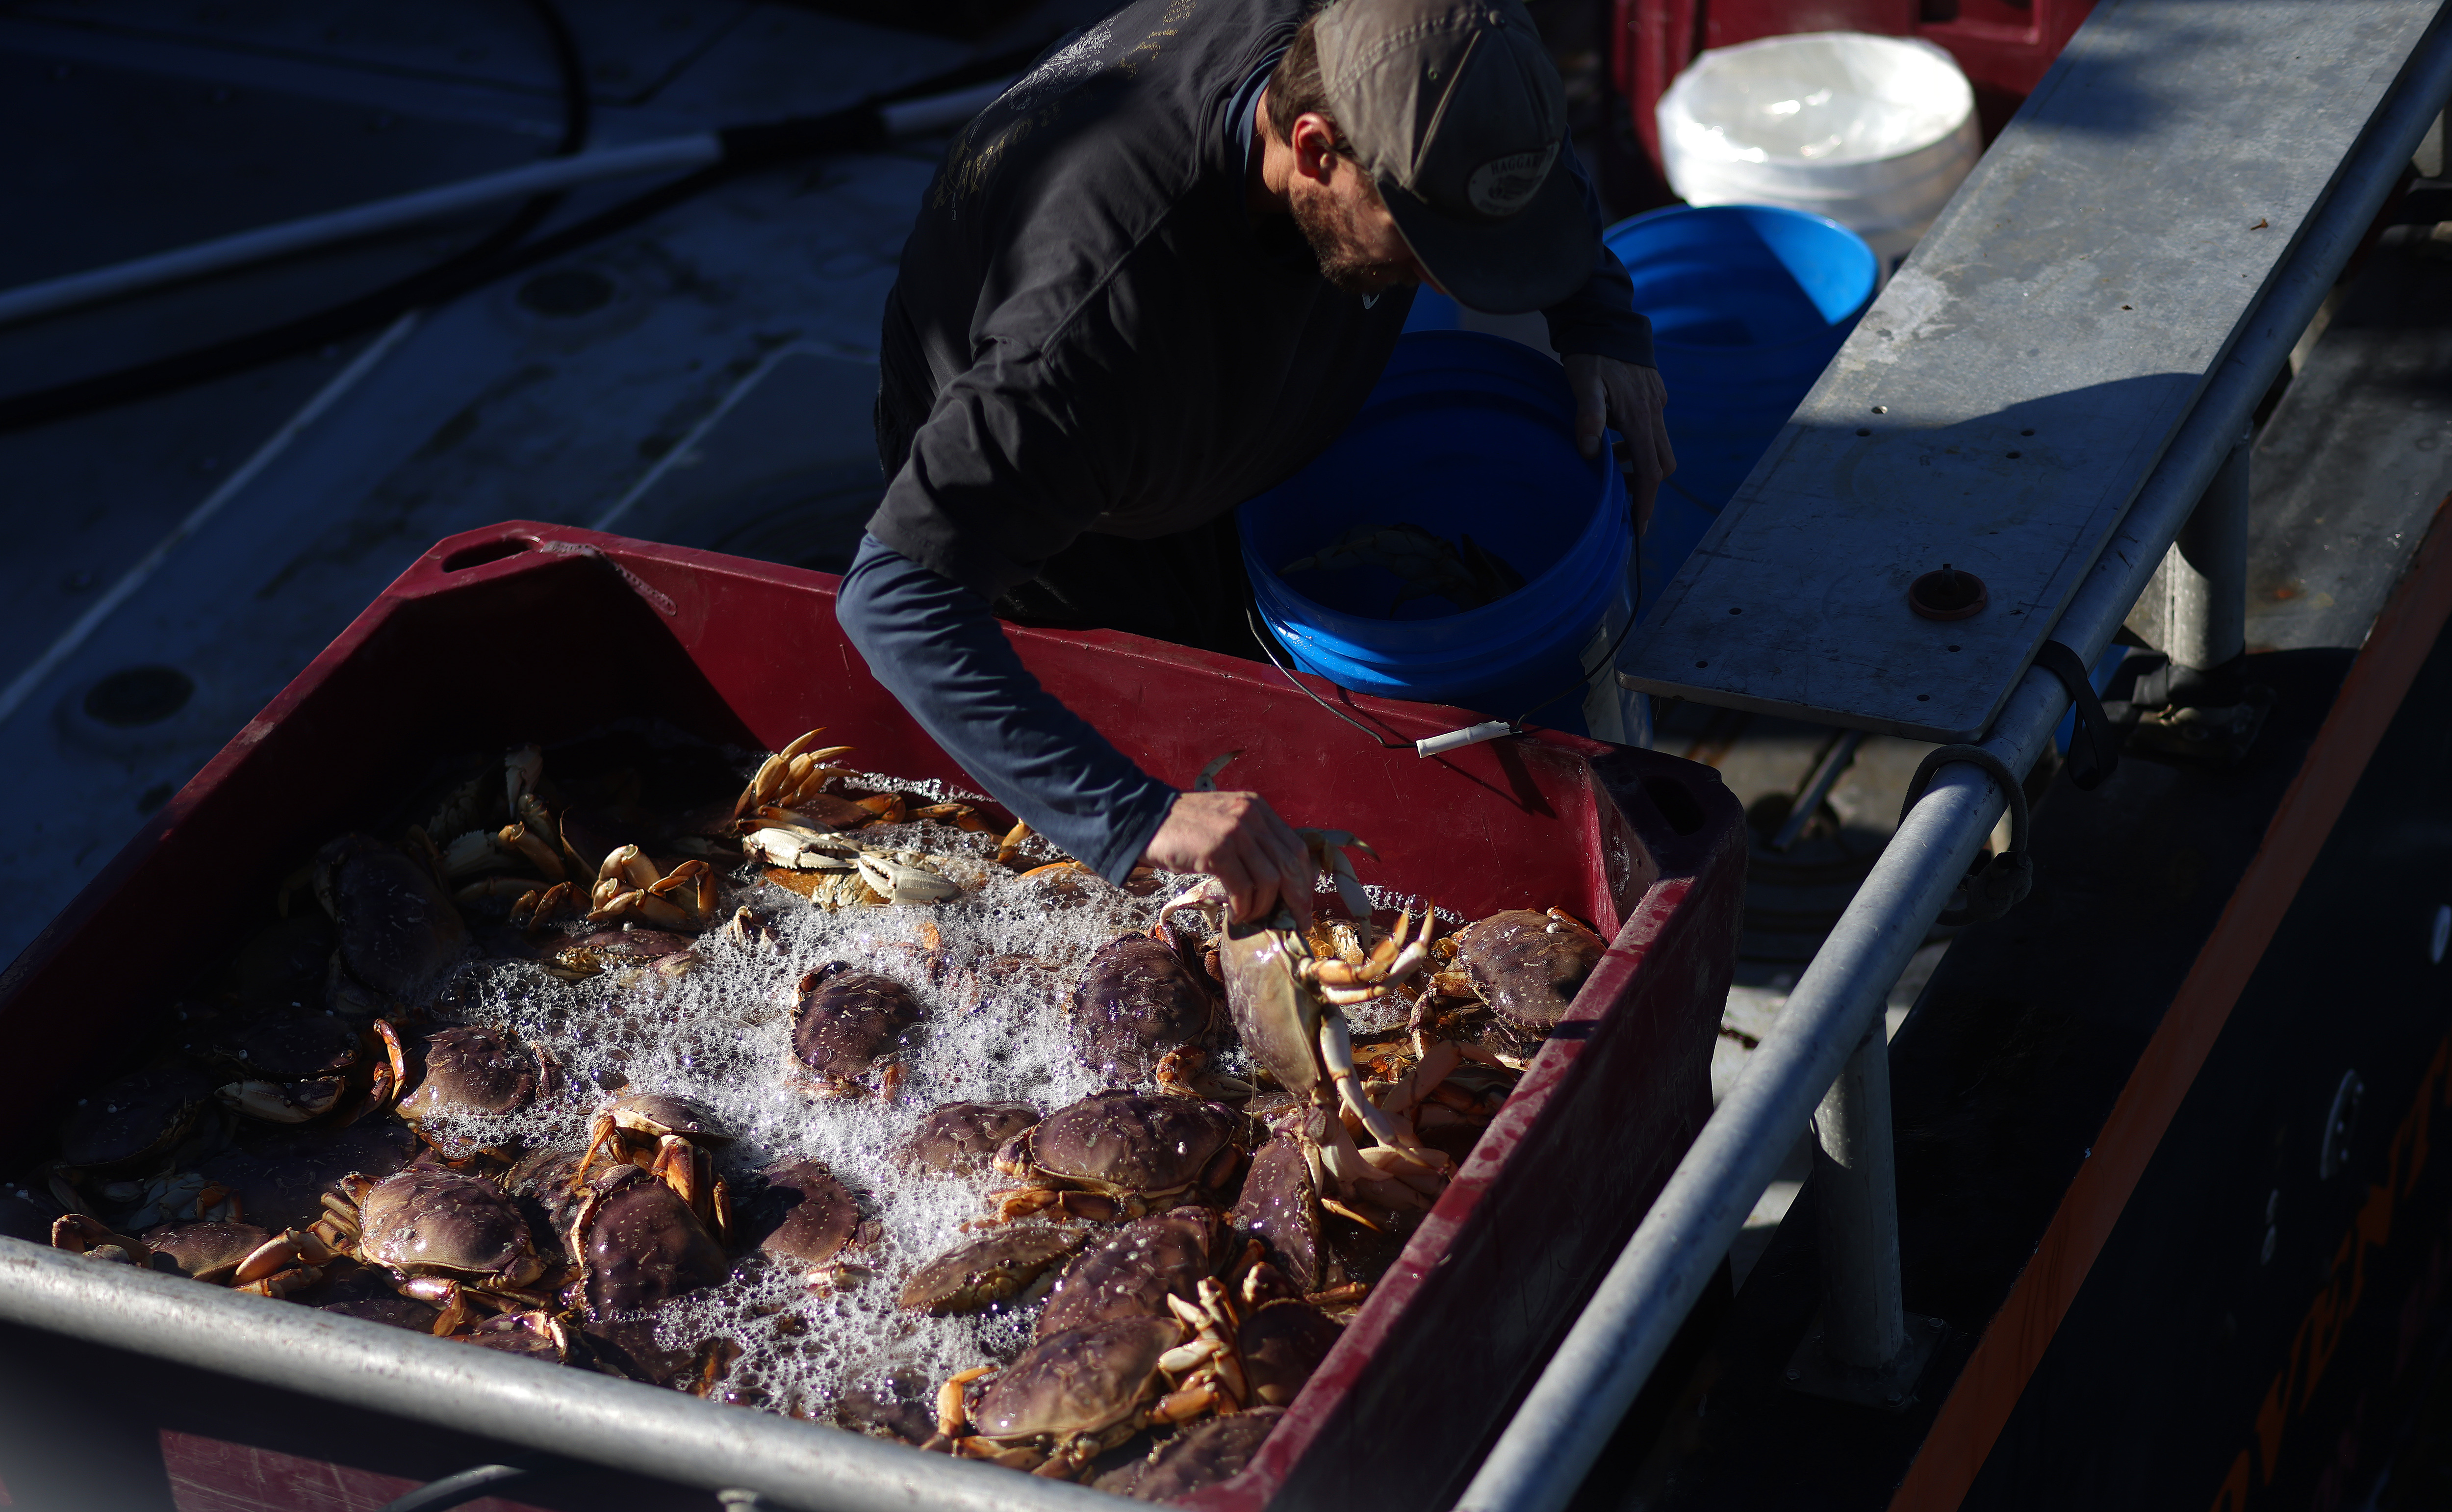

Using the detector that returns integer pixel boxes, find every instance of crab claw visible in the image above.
[51,1214,151,1264]
[1297,831,1376,919]
[505,744,543,815]
[995,820,1034,868]
[1157,878,1228,932]
[218,1077,346,1123]
[498,821,566,882]
[1193,751,1245,792]
[743,826,860,872]
[855,854,961,904]
[649,859,715,928]
[441,829,506,878]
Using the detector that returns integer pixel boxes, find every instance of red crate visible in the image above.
[0,523,1743,1510]
[1614,0,2097,172]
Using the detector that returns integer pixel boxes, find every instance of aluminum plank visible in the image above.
[1618,0,2446,741]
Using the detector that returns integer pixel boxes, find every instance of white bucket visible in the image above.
[1658,32,1980,263]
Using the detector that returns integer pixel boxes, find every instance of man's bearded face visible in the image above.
[1288,159,1423,296]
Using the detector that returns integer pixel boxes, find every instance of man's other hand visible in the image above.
[1143,790,1314,929]
[1566,353,1675,538]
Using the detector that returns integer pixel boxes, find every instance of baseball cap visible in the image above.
[1315,0,1592,314]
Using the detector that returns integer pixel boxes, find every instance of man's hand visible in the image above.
[1565,353,1675,538]
[1143,790,1314,929]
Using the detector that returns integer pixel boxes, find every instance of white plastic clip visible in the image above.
[1415,721,1515,759]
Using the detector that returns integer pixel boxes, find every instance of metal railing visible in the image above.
[0,1240,1109,1512]
[1456,14,2452,1509]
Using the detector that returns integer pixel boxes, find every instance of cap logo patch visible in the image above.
[1465,143,1558,217]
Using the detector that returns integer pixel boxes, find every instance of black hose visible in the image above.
[0,0,593,434]
[0,31,1060,436]
[374,1463,536,1512]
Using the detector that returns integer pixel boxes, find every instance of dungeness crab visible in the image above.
[990,1091,1246,1223]
[788,964,924,1097]
[1163,833,1448,1213]
[1433,908,1609,1047]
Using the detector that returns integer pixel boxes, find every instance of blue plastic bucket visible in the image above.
[1601,205,1878,607]
[1240,331,1633,736]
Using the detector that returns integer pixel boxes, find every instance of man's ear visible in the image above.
[1288,112,1343,185]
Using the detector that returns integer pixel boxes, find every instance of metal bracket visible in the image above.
[1783,1312,1948,1411]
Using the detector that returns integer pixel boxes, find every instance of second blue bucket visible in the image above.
[1240,331,1633,737]
[1603,205,1878,607]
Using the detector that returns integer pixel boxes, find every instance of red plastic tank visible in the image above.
[0,523,1744,1510]
[1614,0,2097,171]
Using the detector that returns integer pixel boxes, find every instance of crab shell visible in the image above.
[839,1365,941,1444]
[200,1119,421,1231]
[602,1091,729,1145]
[897,1226,1085,1316]
[897,1101,1040,1176]
[1000,1091,1246,1204]
[1228,1137,1330,1295]
[553,929,698,977]
[789,965,924,1085]
[204,1014,362,1082]
[1092,1407,1286,1500]
[1036,1207,1223,1339]
[504,1146,593,1252]
[344,1167,543,1288]
[1454,910,1606,1029]
[138,1221,278,1281]
[1071,935,1219,1084]
[573,1164,728,1318]
[314,833,469,1000]
[971,1314,1185,1443]
[57,1065,214,1176]
[747,1158,864,1270]
[396,1026,539,1128]
[1218,920,1330,1104]
[1237,1299,1343,1407]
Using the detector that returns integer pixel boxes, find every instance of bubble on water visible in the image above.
[409,824,1214,1424]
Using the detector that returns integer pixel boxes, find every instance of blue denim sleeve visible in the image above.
[834,534,1180,882]
[1542,138,1657,368]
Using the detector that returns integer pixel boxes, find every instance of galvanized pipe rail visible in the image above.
[1456,10,2452,1510]
[0,1239,1109,1512]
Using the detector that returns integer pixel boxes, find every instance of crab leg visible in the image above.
[1376,1040,1465,1122]
[937,1364,995,1440]
[498,822,566,882]
[1317,1014,1444,1171]
[1310,1109,1434,1215]
[234,1265,324,1299]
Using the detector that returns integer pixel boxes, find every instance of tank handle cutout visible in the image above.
[1642,776,1705,836]
[439,536,536,573]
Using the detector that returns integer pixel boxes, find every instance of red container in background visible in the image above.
[0,523,1744,1511]
[1614,0,2097,170]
